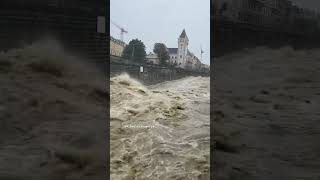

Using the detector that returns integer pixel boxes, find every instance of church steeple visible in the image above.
[178,29,189,68]
[179,29,187,39]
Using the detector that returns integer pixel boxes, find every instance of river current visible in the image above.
[110,74,210,180]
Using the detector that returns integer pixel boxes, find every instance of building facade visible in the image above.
[213,0,319,32]
[168,29,197,69]
[185,50,202,71]
[166,29,209,71]
[110,36,126,57]
[146,53,160,65]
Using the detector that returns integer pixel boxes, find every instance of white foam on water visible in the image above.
[110,73,210,180]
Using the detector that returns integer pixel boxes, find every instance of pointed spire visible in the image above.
[180,29,187,38]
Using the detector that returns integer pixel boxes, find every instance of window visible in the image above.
[180,55,182,58]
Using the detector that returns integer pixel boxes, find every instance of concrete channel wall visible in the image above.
[110,56,210,85]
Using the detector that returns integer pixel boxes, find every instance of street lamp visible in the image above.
[131,44,138,60]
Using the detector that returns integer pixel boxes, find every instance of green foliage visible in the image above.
[171,61,178,68]
[153,43,170,66]
[166,60,178,68]
[122,39,146,62]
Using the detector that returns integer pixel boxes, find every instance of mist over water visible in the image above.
[110,74,210,180]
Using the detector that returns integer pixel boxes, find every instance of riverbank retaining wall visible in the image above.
[212,18,320,57]
[0,1,108,72]
[110,56,209,85]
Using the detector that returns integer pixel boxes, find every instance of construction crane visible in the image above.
[111,20,128,42]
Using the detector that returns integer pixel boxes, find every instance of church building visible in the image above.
[168,29,199,69]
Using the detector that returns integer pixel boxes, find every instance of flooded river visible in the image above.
[212,47,320,180]
[110,74,210,180]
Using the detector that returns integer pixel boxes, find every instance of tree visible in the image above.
[153,43,170,66]
[168,60,178,68]
[122,39,146,62]
[173,61,178,67]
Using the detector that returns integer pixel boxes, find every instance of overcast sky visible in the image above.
[110,0,210,65]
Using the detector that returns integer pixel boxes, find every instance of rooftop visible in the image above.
[179,29,188,38]
[110,36,125,46]
[168,48,178,54]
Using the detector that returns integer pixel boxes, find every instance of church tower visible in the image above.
[177,29,189,68]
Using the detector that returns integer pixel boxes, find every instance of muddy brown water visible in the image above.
[212,47,320,180]
[110,74,210,180]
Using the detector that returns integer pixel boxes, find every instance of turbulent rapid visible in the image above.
[0,39,107,178]
[212,47,320,180]
[110,74,210,180]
